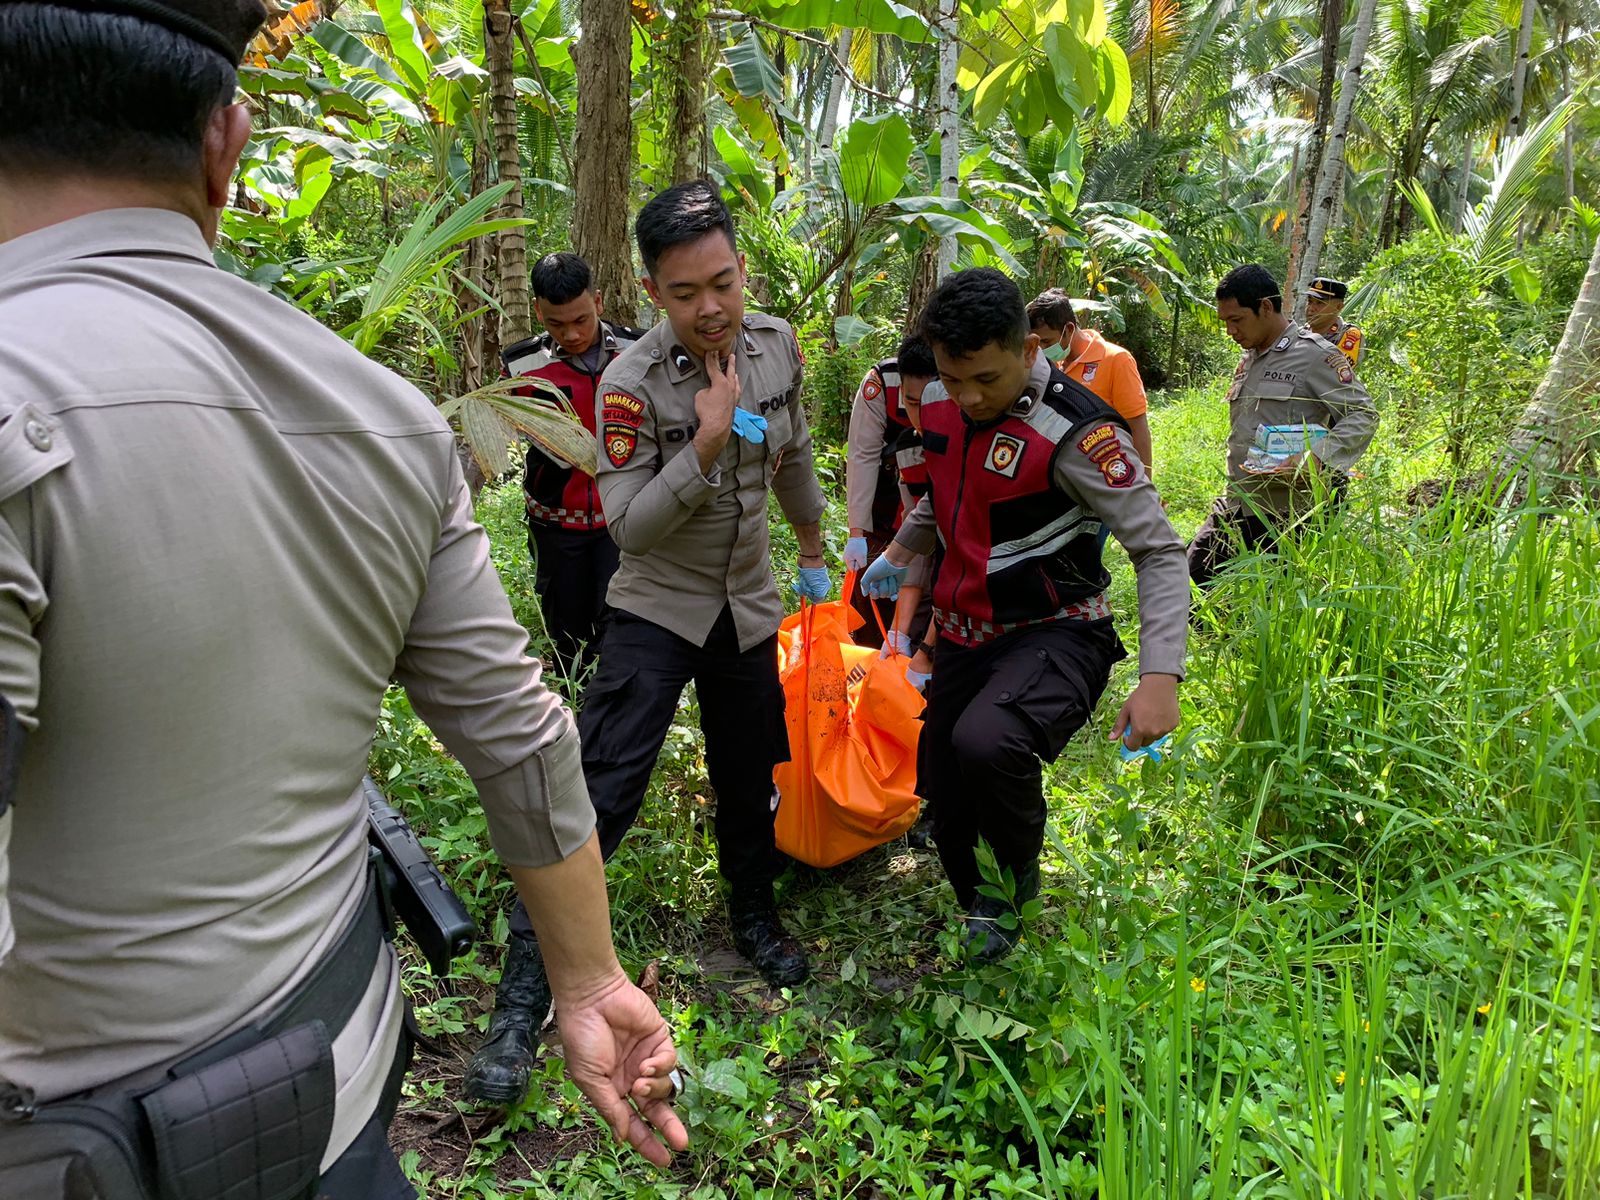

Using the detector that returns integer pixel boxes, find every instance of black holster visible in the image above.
[0,869,390,1200]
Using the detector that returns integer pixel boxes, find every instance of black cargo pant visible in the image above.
[919,620,1125,909]
[527,521,620,677]
[1187,478,1350,586]
[510,606,789,937]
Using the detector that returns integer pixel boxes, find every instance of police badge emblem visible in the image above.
[986,433,1025,478]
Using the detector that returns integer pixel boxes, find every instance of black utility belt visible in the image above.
[0,874,387,1200]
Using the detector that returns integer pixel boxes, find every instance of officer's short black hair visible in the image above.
[0,4,241,183]
[1026,288,1077,331]
[531,253,594,305]
[1216,264,1283,314]
[895,334,937,380]
[918,268,1029,359]
[635,180,737,278]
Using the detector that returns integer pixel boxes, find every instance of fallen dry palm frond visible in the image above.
[437,375,596,481]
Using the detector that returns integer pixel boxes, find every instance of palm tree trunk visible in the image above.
[572,0,637,323]
[1560,20,1575,203]
[1294,0,1378,321]
[1289,0,1345,293]
[486,0,530,349]
[818,28,852,152]
[1496,229,1600,494]
[1454,130,1473,231]
[936,0,959,280]
[1508,0,1536,139]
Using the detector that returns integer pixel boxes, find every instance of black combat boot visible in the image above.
[462,932,552,1104]
[962,862,1040,965]
[729,897,810,987]
[905,809,936,850]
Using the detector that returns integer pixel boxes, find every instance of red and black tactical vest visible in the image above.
[502,323,642,530]
[921,366,1128,646]
[865,359,915,533]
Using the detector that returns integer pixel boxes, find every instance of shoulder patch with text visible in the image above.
[1076,423,1119,458]
[861,371,883,402]
[1324,352,1355,385]
[986,433,1026,478]
[602,391,646,468]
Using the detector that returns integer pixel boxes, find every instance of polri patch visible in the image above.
[986,433,1026,478]
[861,372,883,402]
[1098,449,1137,488]
[1324,352,1355,384]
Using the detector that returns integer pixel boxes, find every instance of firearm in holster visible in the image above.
[363,778,477,975]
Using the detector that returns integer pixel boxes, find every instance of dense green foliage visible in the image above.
[369,381,1599,1197]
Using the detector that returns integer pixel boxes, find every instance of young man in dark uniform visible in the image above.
[861,270,1188,961]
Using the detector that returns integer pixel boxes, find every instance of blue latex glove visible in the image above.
[795,565,832,603]
[1119,731,1172,764]
[860,554,907,599]
[843,536,871,573]
[906,667,932,693]
[880,630,913,659]
[731,408,768,444]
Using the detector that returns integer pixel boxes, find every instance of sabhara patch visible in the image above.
[1076,423,1118,457]
[1098,450,1137,488]
[603,422,639,467]
[1324,353,1355,385]
[985,433,1026,478]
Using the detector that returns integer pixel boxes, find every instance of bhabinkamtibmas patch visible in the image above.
[603,391,645,467]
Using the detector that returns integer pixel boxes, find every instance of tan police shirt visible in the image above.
[1223,322,1379,516]
[0,209,595,1168]
[594,314,827,651]
[894,358,1189,678]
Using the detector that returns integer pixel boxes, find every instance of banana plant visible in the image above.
[438,375,599,480]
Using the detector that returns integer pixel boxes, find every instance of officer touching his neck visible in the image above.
[859,269,1189,962]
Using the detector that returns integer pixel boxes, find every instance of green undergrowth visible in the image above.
[372,387,1599,1198]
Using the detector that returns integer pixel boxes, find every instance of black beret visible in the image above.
[1307,277,1349,301]
[0,0,267,64]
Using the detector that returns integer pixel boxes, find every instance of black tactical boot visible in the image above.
[462,932,552,1104]
[730,903,810,987]
[905,809,936,850]
[962,862,1039,965]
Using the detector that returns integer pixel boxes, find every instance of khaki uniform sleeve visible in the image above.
[771,353,827,527]
[393,458,594,869]
[0,505,48,967]
[593,379,721,556]
[1110,353,1148,419]
[1054,424,1188,678]
[1303,349,1379,473]
[897,479,932,589]
[845,369,889,532]
[891,494,939,559]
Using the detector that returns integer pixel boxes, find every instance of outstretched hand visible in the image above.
[1109,673,1181,752]
[556,970,689,1167]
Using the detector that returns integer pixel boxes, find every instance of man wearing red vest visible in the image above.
[843,338,938,648]
[861,270,1188,961]
[501,252,643,678]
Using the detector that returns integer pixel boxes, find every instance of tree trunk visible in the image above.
[486,0,530,349]
[1496,229,1600,493]
[905,237,940,327]
[1454,130,1473,231]
[661,5,708,184]
[1294,0,1378,321]
[818,28,852,152]
[1560,20,1575,203]
[1508,0,1536,140]
[1289,0,1345,294]
[936,0,959,280]
[572,0,637,321]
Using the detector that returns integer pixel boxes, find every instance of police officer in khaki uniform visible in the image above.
[860,270,1188,962]
[1304,276,1364,367]
[491,181,828,1007]
[0,3,685,1194]
[1189,264,1379,585]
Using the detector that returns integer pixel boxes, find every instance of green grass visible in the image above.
[372,386,1600,1199]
